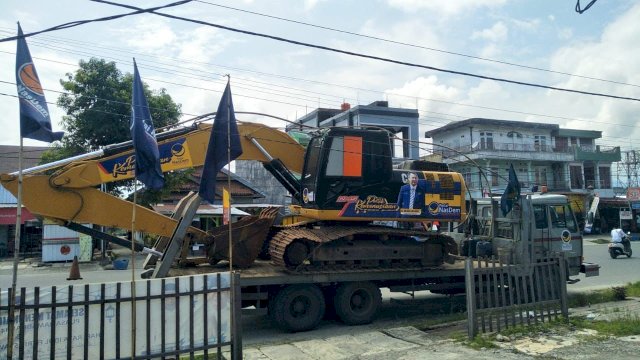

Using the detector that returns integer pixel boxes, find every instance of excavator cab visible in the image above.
[298,128,393,210]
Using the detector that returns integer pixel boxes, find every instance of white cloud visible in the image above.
[117,17,177,52]
[557,27,573,40]
[471,22,508,42]
[509,18,540,32]
[387,0,507,15]
[548,14,555,22]
[546,2,640,142]
[303,0,327,11]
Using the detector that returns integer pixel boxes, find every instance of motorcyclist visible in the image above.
[611,226,631,252]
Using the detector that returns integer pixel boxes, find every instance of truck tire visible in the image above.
[334,281,381,325]
[270,284,325,332]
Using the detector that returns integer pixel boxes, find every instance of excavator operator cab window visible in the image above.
[300,137,323,203]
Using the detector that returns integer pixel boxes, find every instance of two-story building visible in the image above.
[287,100,421,159]
[238,101,423,207]
[424,118,621,200]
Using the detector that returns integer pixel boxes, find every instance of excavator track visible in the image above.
[269,225,458,272]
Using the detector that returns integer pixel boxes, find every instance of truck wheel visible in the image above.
[334,281,381,325]
[270,284,325,332]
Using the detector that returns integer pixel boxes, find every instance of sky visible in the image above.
[0,0,639,170]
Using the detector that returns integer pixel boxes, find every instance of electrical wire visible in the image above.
[2,33,636,131]
[196,0,638,89]
[576,0,599,14]
[0,0,193,43]
[91,0,640,103]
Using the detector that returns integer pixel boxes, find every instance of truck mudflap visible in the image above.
[580,262,600,277]
[206,207,279,268]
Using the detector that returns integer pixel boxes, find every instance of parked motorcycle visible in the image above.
[609,233,632,259]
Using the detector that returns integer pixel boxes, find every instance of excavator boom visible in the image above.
[0,121,306,238]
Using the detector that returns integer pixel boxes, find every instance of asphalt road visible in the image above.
[571,235,640,292]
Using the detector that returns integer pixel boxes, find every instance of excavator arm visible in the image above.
[0,122,306,238]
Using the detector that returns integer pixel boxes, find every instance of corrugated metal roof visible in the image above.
[0,145,49,174]
[0,187,17,204]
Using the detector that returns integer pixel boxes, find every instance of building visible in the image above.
[152,167,266,232]
[424,118,621,200]
[288,101,420,159]
[0,145,49,257]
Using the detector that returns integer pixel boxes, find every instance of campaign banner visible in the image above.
[97,139,194,182]
[0,273,231,359]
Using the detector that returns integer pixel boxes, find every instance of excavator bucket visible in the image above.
[206,207,280,268]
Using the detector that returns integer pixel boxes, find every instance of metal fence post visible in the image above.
[231,271,243,360]
[465,258,477,339]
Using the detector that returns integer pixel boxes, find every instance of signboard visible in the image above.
[332,171,465,221]
[620,208,633,220]
[97,139,194,182]
[627,187,640,201]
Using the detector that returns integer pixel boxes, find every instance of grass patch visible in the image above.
[569,281,640,307]
[626,281,640,297]
[568,288,619,307]
[571,315,640,336]
[451,332,498,350]
[589,238,610,244]
[413,312,467,331]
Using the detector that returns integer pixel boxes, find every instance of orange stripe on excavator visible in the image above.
[343,136,362,177]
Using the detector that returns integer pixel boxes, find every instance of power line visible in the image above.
[0,0,193,43]
[2,30,633,129]
[196,0,639,89]
[576,0,599,14]
[92,0,640,102]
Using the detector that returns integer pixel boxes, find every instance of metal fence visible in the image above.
[1,272,241,360]
[465,256,568,339]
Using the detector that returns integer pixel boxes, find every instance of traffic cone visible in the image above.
[67,256,83,280]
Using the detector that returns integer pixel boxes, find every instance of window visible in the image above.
[302,137,322,186]
[535,167,547,186]
[480,132,494,150]
[599,166,611,189]
[464,171,472,187]
[550,205,577,232]
[570,165,583,189]
[534,135,547,151]
[325,136,362,177]
[491,167,499,186]
[533,205,548,229]
[554,137,568,152]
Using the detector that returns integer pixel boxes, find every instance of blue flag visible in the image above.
[130,59,164,190]
[500,164,521,216]
[15,23,63,142]
[199,81,243,204]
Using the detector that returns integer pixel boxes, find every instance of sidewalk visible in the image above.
[0,251,148,289]
[239,297,640,360]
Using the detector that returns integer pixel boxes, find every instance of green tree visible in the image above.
[42,58,185,201]
[53,57,180,154]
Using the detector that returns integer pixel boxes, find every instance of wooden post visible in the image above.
[557,255,569,319]
[465,258,477,339]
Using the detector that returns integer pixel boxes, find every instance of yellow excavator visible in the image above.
[1,121,466,276]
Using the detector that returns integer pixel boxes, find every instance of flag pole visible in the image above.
[226,75,233,272]
[6,137,23,359]
[225,75,237,357]
[131,180,138,357]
